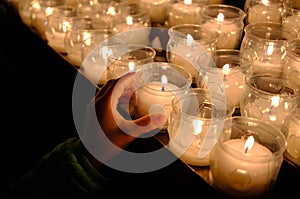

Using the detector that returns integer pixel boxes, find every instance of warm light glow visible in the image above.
[128,62,135,71]
[244,135,254,153]
[267,43,274,56]
[126,16,133,26]
[107,6,116,15]
[62,21,71,33]
[193,119,203,135]
[262,0,269,6]
[161,75,168,91]
[101,46,113,59]
[217,13,225,23]
[271,96,280,108]
[83,32,92,46]
[221,64,230,75]
[184,0,192,5]
[32,1,41,10]
[45,7,54,16]
[186,34,193,47]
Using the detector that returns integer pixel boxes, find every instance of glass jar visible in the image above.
[31,0,65,40]
[199,4,246,49]
[281,99,300,167]
[111,2,151,46]
[168,89,234,166]
[282,38,300,86]
[140,0,172,25]
[209,116,286,199]
[283,0,300,34]
[44,4,77,53]
[245,0,285,24]
[240,69,300,131]
[240,22,299,74]
[166,23,218,83]
[196,49,254,110]
[167,0,208,27]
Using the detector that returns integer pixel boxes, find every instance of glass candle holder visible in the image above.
[64,13,114,66]
[18,0,33,27]
[209,116,287,199]
[281,100,300,167]
[199,4,246,50]
[140,0,172,25]
[111,2,151,46]
[283,1,300,37]
[106,45,156,80]
[196,49,254,110]
[44,5,78,54]
[80,34,128,86]
[282,38,300,85]
[240,69,300,131]
[166,24,218,83]
[240,22,299,74]
[31,0,65,41]
[167,0,209,27]
[168,89,235,166]
[245,0,285,24]
[134,62,192,130]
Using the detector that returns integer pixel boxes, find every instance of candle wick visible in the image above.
[244,147,248,154]
[223,74,227,81]
[162,84,165,91]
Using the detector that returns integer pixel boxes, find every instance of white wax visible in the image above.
[285,122,300,166]
[141,0,170,23]
[168,2,201,27]
[136,82,180,122]
[211,138,274,198]
[252,60,281,74]
[113,23,150,46]
[202,21,241,49]
[45,31,67,54]
[247,4,282,24]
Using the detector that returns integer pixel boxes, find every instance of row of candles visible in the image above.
[8,0,300,198]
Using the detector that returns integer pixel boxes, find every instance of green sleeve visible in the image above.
[0,137,110,199]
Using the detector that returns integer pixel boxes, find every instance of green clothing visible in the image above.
[0,137,109,199]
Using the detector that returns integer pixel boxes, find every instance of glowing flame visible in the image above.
[107,6,116,15]
[221,64,230,75]
[83,32,92,46]
[126,16,133,26]
[244,136,254,153]
[161,75,168,91]
[128,62,135,71]
[271,96,280,108]
[262,0,269,6]
[101,46,113,59]
[193,119,203,135]
[45,7,54,16]
[186,34,194,47]
[62,20,71,32]
[267,43,274,56]
[32,1,41,10]
[184,0,192,5]
[217,12,225,23]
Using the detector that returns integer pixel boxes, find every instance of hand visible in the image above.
[82,72,167,170]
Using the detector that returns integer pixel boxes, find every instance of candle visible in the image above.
[246,0,283,24]
[210,135,280,198]
[201,12,241,49]
[113,16,151,45]
[140,0,171,24]
[168,90,234,166]
[168,0,203,27]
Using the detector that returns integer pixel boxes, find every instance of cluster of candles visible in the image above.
[9,0,300,198]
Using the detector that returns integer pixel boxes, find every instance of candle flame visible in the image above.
[271,96,280,108]
[161,75,167,91]
[217,13,225,23]
[186,34,194,47]
[262,0,269,6]
[126,16,133,26]
[184,0,192,5]
[32,1,41,10]
[193,119,203,135]
[221,64,230,81]
[101,46,112,59]
[266,43,274,56]
[83,32,92,46]
[62,20,71,33]
[128,62,135,71]
[107,6,116,15]
[45,7,54,16]
[244,136,254,154]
